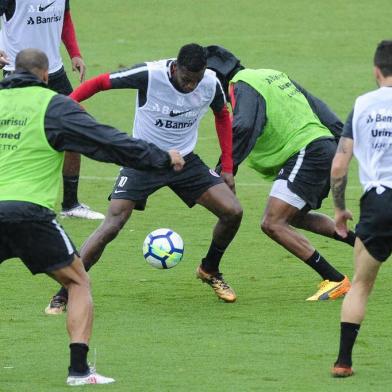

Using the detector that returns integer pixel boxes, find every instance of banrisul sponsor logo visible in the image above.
[369,109,392,124]
[27,14,62,25]
[0,117,27,127]
[366,114,374,123]
[155,118,197,129]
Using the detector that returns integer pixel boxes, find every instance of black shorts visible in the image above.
[48,67,73,95]
[0,219,78,274]
[276,137,336,210]
[110,152,223,210]
[3,67,73,95]
[355,188,392,262]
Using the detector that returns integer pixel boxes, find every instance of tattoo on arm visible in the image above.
[336,136,353,154]
[331,175,347,210]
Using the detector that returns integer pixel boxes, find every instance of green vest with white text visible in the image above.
[0,86,63,210]
[231,69,332,180]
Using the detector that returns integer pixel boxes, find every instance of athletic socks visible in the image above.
[69,343,89,375]
[55,286,69,301]
[333,230,356,247]
[336,322,361,367]
[304,250,345,282]
[62,175,80,210]
[201,240,226,273]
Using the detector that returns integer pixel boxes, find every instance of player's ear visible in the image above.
[373,66,382,85]
[171,61,177,76]
[41,69,49,85]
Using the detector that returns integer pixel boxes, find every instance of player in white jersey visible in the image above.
[330,40,392,377]
[0,0,104,220]
[44,43,243,314]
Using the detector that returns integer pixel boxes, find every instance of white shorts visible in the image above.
[270,179,306,209]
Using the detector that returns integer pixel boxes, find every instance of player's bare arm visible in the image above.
[0,49,9,69]
[62,7,86,82]
[331,136,354,236]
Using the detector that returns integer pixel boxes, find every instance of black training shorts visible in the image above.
[110,152,223,210]
[276,137,337,210]
[355,187,392,262]
[0,219,77,274]
[4,67,73,96]
[48,67,73,95]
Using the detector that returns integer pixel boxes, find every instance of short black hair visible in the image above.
[374,40,392,77]
[177,43,206,72]
[15,48,49,74]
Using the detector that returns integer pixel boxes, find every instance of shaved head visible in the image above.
[15,48,49,81]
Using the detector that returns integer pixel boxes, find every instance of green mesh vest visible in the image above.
[231,69,332,180]
[0,86,63,210]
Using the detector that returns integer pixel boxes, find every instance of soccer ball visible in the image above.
[142,228,184,269]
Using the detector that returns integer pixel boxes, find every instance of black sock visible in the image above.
[69,343,89,375]
[55,286,69,301]
[201,240,226,273]
[336,322,361,367]
[333,230,356,247]
[304,250,345,281]
[62,175,79,210]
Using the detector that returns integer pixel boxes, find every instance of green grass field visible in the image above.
[1,0,392,391]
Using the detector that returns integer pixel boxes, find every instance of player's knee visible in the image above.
[224,202,243,225]
[261,216,280,237]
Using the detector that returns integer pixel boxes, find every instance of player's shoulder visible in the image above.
[200,68,219,89]
[146,58,172,70]
[354,87,387,112]
[356,87,385,103]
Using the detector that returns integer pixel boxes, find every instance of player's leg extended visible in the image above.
[49,255,93,344]
[195,183,243,302]
[81,198,135,269]
[49,256,115,385]
[291,209,356,247]
[45,199,135,315]
[332,238,381,377]
[261,196,350,300]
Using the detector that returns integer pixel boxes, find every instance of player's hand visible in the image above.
[71,56,86,82]
[0,50,9,69]
[168,150,185,171]
[334,208,353,238]
[221,171,236,194]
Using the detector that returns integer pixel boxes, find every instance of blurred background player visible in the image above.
[45,43,243,314]
[330,40,392,377]
[206,45,354,301]
[0,0,104,219]
[0,48,184,385]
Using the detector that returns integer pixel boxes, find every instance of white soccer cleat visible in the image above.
[60,204,105,220]
[66,370,115,386]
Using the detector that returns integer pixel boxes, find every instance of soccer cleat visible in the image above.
[45,295,67,315]
[306,276,351,301]
[331,363,354,378]
[66,369,115,386]
[196,265,237,303]
[60,203,105,220]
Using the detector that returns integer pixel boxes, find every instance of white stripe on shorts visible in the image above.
[288,147,305,182]
[270,179,306,209]
[51,219,74,255]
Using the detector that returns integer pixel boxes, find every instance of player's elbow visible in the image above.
[331,156,348,178]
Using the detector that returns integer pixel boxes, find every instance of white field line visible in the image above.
[80,175,362,189]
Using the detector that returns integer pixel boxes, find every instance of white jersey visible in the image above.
[0,0,66,73]
[352,86,392,192]
[132,59,217,156]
